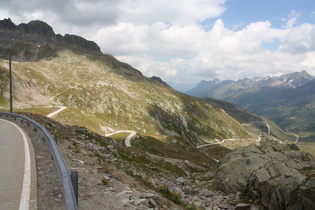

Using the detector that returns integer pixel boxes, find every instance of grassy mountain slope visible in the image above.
[233,82,315,141]
[0,49,255,145]
[201,97,296,142]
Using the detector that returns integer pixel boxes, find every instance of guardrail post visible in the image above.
[70,171,78,206]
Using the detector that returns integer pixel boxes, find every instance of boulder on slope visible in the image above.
[216,140,315,210]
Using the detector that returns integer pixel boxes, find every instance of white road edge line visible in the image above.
[2,119,31,210]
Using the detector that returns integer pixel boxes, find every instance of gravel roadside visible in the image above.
[1,114,180,209]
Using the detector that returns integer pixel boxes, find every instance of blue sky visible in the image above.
[0,0,315,84]
[222,0,314,29]
[206,0,315,51]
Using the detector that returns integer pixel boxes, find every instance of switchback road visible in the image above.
[0,119,36,210]
[46,106,68,118]
[105,130,137,147]
[197,136,261,149]
[286,129,300,143]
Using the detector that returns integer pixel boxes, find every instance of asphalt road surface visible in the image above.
[0,119,36,210]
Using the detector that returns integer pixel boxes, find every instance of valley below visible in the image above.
[186,71,315,144]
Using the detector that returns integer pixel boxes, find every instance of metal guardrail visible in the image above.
[0,112,78,210]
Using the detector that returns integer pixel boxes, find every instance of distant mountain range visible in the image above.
[168,81,199,92]
[186,71,315,141]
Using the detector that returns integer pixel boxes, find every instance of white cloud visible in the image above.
[282,10,301,29]
[114,19,315,83]
[93,21,206,58]
[279,23,315,54]
[1,0,315,84]
[118,0,225,25]
[93,23,150,55]
[0,0,225,32]
[301,52,315,68]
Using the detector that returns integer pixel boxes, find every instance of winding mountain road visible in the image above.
[46,106,138,147]
[262,121,276,140]
[46,106,68,118]
[105,130,137,147]
[286,129,300,143]
[197,136,261,149]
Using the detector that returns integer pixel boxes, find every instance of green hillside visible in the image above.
[0,49,256,145]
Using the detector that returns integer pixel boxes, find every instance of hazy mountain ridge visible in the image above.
[186,71,315,141]
[187,70,314,98]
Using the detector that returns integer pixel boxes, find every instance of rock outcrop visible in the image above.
[18,20,55,38]
[57,34,100,53]
[216,140,315,209]
[0,18,17,30]
[0,18,101,61]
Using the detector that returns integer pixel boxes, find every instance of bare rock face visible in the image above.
[216,140,315,210]
[0,18,17,30]
[57,34,101,53]
[18,20,55,38]
[0,18,101,61]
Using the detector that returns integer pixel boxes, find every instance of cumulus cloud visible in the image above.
[114,18,315,83]
[118,0,225,25]
[94,23,150,55]
[279,23,315,54]
[0,0,119,26]
[1,0,315,84]
[0,0,225,30]
[94,21,205,57]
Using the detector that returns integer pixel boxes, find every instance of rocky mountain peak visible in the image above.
[274,70,314,88]
[17,20,55,38]
[300,70,314,80]
[0,18,101,60]
[0,18,17,30]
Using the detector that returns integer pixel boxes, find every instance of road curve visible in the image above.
[286,129,300,143]
[105,130,137,147]
[124,131,137,147]
[197,136,261,149]
[262,121,276,140]
[46,106,68,118]
[0,119,36,210]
